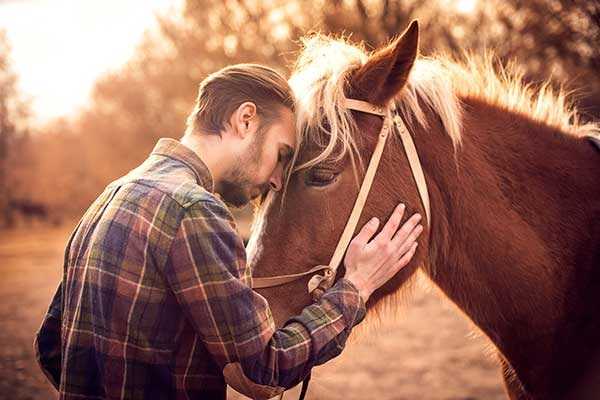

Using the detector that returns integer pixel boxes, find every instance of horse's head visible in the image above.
[249,22,430,327]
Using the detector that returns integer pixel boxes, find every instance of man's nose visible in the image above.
[269,166,283,191]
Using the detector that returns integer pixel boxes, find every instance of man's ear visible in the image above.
[232,102,258,138]
[351,20,419,106]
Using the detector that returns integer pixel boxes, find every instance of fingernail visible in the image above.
[398,203,405,210]
[370,217,379,226]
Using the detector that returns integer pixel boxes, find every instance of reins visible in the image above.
[251,97,432,400]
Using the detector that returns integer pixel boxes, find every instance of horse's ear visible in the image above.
[352,21,419,106]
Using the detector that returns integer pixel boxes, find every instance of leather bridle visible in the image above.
[252,97,431,298]
[251,97,431,400]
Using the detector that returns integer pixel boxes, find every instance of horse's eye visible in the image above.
[305,169,339,187]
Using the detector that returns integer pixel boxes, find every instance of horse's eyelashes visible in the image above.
[305,168,339,187]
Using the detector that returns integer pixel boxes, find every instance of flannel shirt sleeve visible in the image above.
[163,198,366,389]
[34,282,63,390]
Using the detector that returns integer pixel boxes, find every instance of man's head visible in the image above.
[184,64,297,207]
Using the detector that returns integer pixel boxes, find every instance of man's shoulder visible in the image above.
[103,165,237,238]
[163,180,216,209]
[178,186,235,224]
[111,172,211,208]
[127,179,234,224]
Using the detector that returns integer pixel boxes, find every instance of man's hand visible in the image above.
[344,203,423,302]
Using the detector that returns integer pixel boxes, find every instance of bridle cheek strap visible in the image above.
[251,97,431,303]
[395,114,431,230]
[307,99,392,300]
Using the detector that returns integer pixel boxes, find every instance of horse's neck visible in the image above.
[410,97,600,395]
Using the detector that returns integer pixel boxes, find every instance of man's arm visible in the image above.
[164,198,422,397]
[164,199,364,388]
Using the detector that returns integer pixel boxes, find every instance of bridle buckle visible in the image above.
[307,267,334,302]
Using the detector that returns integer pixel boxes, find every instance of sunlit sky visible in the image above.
[0,0,181,124]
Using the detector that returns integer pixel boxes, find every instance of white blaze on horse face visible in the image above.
[246,190,276,271]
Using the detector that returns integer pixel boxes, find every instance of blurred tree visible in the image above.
[488,0,600,115]
[0,30,30,228]
[315,0,600,114]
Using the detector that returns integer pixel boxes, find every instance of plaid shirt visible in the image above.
[35,138,366,400]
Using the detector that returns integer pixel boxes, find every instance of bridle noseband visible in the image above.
[252,97,431,298]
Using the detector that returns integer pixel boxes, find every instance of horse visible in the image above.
[247,22,600,399]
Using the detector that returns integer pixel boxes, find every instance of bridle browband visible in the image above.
[252,97,431,298]
[251,97,431,400]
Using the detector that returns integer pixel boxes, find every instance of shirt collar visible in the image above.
[151,138,214,191]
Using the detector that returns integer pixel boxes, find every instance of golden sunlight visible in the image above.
[455,0,478,14]
[0,0,181,124]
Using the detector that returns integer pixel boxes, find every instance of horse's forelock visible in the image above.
[288,35,367,175]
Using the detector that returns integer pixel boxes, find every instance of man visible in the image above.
[35,64,423,399]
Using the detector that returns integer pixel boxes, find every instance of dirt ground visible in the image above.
[0,226,506,400]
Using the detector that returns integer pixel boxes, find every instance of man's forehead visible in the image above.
[274,107,298,149]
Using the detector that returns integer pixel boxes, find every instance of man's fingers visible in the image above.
[392,213,422,245]
[368,241,419,295]
[344,206,423,303]
[393,242,418,271]
[350,217,380,249]
[369,204,405,248]
[392,223,423,257]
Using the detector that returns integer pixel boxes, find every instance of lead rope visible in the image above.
[276,373,310,400]
[298,373,311,400]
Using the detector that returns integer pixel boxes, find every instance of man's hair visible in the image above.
[186,63,294,135]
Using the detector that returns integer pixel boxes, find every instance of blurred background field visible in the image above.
[0,0,599,398]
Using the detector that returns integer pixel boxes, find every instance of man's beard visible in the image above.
[217,133,269,208]
[218,178,268,208]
